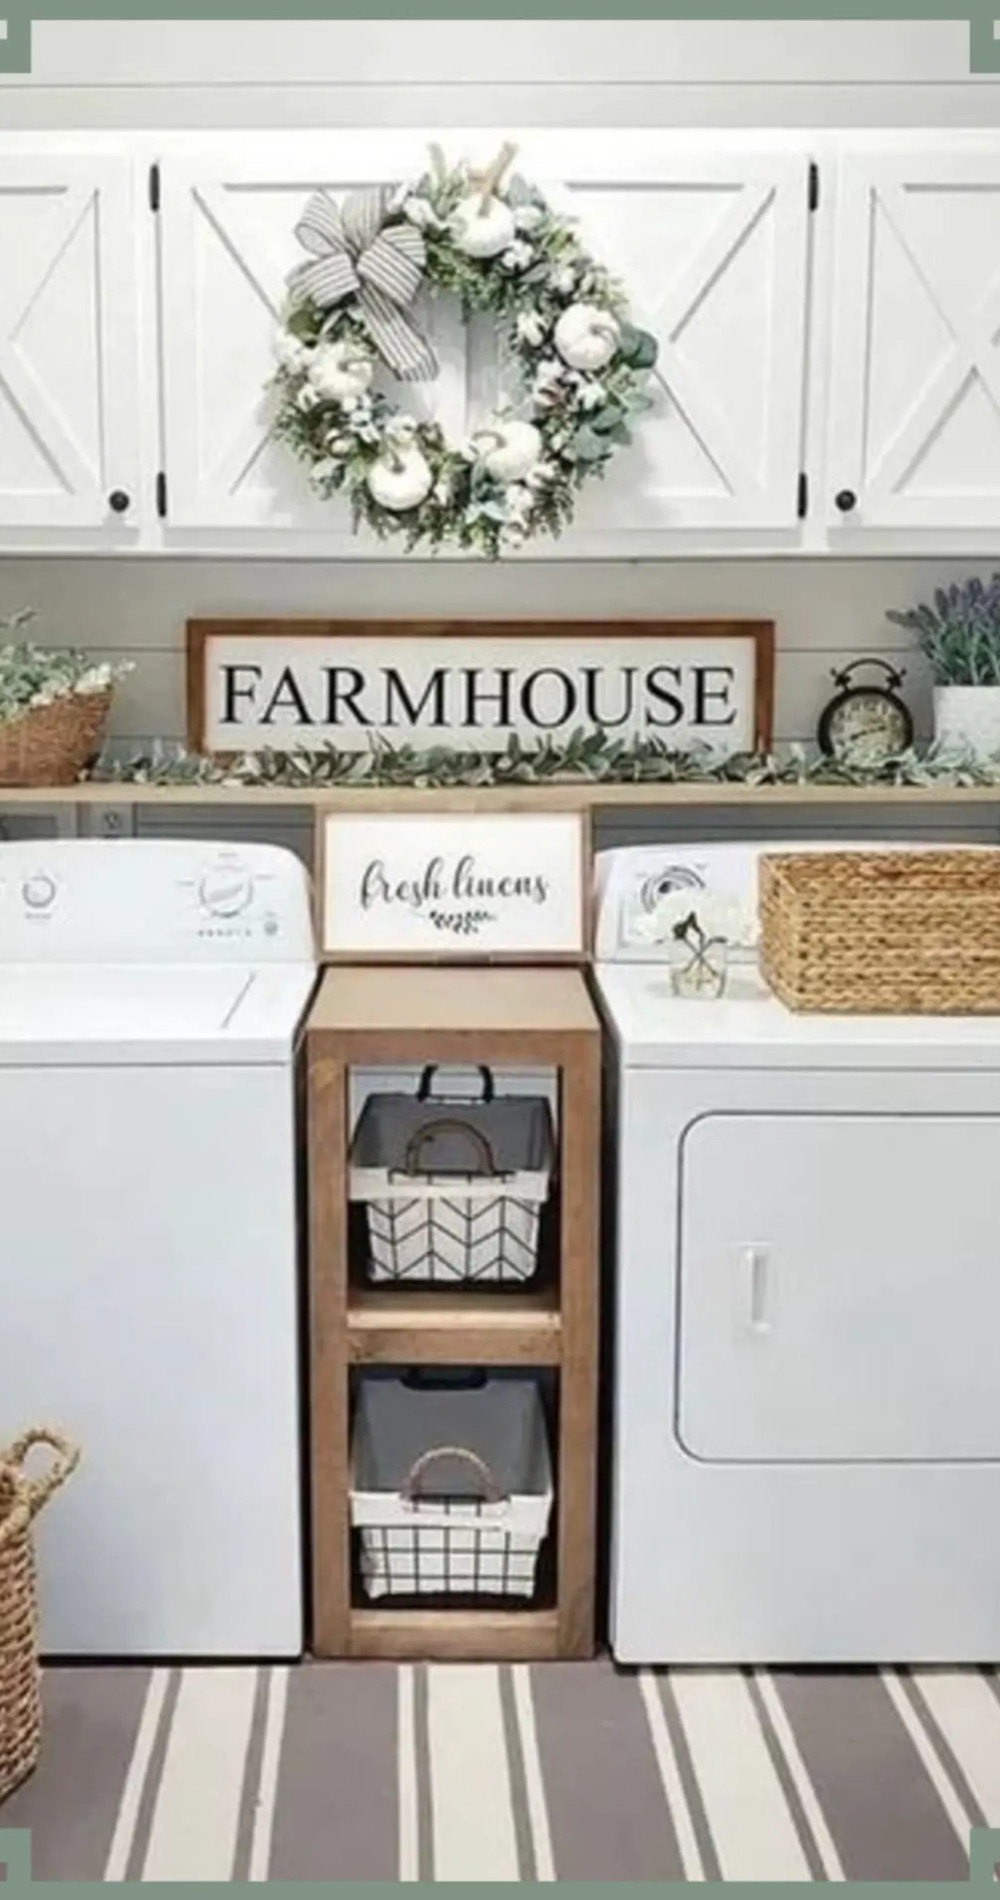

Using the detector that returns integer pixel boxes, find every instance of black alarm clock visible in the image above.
[816,657,914,761]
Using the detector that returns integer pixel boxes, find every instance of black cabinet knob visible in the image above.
[108,490,130,515]
[835,489,857,513]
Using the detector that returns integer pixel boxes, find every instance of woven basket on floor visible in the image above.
[0,689,112,788]
[759,850,1000,1015]
[0,1429,79,1806]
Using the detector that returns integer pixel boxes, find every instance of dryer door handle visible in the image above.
[744,1247,771,1332]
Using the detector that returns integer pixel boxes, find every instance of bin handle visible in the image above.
[0,1427,79,1520]
[403,1117,499,1177]
[417,1064,494,1104]
[401,1445,508,1505]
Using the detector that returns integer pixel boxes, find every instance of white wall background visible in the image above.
[2,20,1000,857]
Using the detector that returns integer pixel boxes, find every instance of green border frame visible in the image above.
[4,1824,1000,1893]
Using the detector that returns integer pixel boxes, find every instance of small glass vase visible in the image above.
[669,939,729,999]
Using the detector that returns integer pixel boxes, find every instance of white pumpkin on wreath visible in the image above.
[269,141,660,558]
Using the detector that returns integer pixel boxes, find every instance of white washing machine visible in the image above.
[0,838,316,1658]
[594,839,1000,1665]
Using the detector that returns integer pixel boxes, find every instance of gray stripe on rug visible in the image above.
[745,1669,828,1881]
[499,1664,536,1882]
[898,1669,987,1830]
[266,1661,398,1880]
[231,1667,272,1882]
[773,1670,969,1879]
[0,1667,151,1882]
[124,1668,181,1881]
[653,1671,721,1880]
[413,1663,434,1883]
[530,1660,687,1881]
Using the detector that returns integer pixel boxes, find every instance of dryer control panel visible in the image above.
[0,840,315,963]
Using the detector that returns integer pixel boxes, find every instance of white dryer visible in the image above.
[594,839,1000,1665]
[0,839,316,1658]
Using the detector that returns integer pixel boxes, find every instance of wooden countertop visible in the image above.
[307,962,599,1036]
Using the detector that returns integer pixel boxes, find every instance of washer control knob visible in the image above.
[197,870,254,918]
[22,874,57,911]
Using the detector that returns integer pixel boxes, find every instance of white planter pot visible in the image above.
[933,685,1000,761]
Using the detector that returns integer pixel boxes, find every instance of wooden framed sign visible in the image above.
[315,809,589,962]
[188,618,775,761]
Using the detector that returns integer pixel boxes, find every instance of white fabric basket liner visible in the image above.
[351,1378,553,1597]
[349,1075,556,1286]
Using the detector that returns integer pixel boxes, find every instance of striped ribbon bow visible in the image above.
[288,187,436,383]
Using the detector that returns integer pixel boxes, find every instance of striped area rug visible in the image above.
[1,1661,995,1881]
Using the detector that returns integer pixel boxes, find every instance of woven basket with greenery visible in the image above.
[0,1428,79,1806]
[760,850,1000,1015]
[0,612,132,788]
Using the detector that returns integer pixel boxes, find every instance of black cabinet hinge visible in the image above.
[155,470,168,519]
[148,163,160,212]
[797,471,809,519]
[808,162,819,212]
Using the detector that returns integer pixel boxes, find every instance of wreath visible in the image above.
[270,142,660,558]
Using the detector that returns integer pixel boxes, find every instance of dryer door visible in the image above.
[677,1111,1000,1462]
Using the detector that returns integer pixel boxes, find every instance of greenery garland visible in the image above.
[270,149,660,558]
[96,733,1000,791]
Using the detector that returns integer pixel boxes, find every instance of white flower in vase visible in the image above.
[514,204,544,233]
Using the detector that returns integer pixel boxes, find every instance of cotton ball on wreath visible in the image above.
[308,340,374,404]
[554,303,621,372]
[471,418,542,482]
[367,441,434,513]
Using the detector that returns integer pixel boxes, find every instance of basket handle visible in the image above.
[403,1117,499,1177]
[401,1445,507,1505]
[416,1064,494,1104]
[1,1427,79,1518]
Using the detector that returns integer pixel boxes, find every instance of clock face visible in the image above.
[825,690,911,761]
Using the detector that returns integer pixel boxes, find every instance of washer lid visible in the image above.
[594,962,1000,1070]
[0,963,315,1065]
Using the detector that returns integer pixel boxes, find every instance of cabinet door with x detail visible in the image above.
[826,139,1000,532]
[0,152,141,532]
[478,135,812,542]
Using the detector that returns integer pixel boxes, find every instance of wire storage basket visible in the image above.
[350,1373,553,1600]
[349,1066,555,1286]
[760,849,1000,1015]
[0,1428,79,1805]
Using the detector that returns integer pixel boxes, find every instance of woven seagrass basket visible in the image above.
[0,689,112,789]
[0,1430,79,1806]
[759,850,1000,1015]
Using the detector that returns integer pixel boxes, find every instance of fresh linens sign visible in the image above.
[188,620,774,759]
[317,812,586,960]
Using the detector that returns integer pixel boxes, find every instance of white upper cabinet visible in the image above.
[0,151,142,533]
[529,141,811,539]
[3,130,1000,555]
[825,139,1000,534]
[158,139,468,534]
[156,132,812,547]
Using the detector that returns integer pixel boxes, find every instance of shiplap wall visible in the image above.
[2,20,1000,858]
